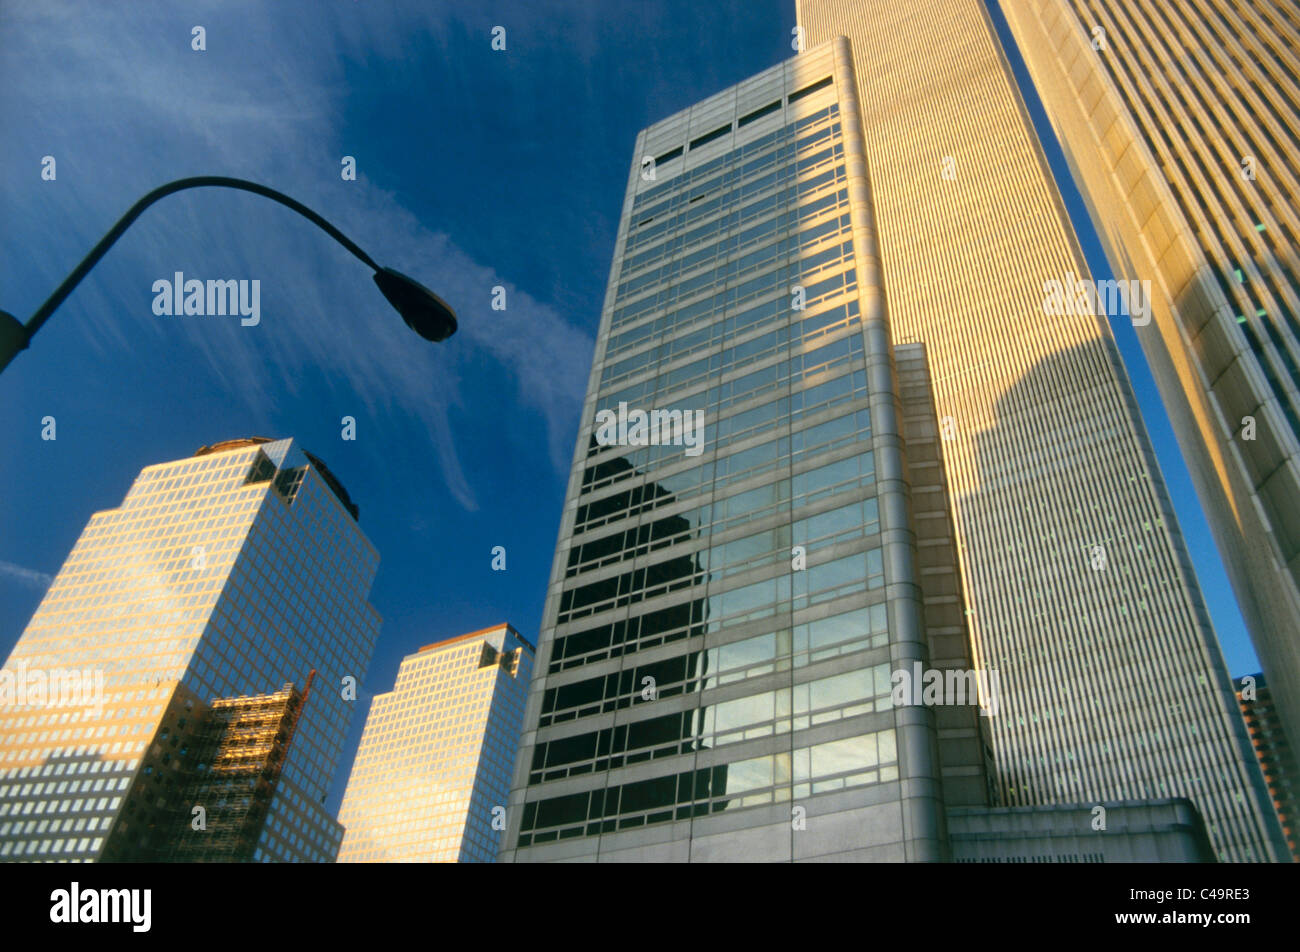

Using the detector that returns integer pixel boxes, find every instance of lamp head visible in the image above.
[372,267,458,343]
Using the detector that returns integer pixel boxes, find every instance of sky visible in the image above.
[0,0,1257,810]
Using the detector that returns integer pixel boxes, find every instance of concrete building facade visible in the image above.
[948,799,1216,862]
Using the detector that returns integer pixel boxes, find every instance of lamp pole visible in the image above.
[0,176,457,374]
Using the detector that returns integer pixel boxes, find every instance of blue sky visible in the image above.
[0,1,1255,809]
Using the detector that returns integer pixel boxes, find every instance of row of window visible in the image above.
[632,100,840,212]
[601,286,856,400]
[542,602,888,722]
[576,407,872,555]
[563,493,879,619]
[608,179,849,357]
[583,360,866,509]
[617,178,849,302]
[518,725,896,844]
[568,476,878,589]
[531,661,893,783]
[560,531,884,637]
[548,547,888,673]
[613,216,853,332]
[628,144,844,268]
[0,835,105,857]
[575,439,875,552]
[618,176,848,293]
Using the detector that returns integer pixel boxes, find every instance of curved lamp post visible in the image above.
[0,176,457,374]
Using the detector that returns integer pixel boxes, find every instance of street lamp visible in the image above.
[0,176,457,374]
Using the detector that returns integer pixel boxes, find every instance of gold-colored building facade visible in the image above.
[1000,0,1300,782]
[162,680,309,862]
[796,0,1285,860]
[337,624,533,863]
[0,438,377,862]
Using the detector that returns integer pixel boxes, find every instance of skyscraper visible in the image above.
[795,0,1285,860]
[502,42,995,863]
[338,624,533,863]
[0,437,379,862]
[999,0,1300,768]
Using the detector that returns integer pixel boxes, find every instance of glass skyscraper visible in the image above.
[1000,0,1300,782]
[796,0,1286,861]
[337,623,533,863]
[0,437,379,862]
[503,42,995,862]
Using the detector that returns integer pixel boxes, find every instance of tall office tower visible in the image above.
[338,624,533,863]
[999,0,1300,771]
[503,42,998,863]
[1238,673,1300,862]
[0,437,379,863]
[795,1,1285,860]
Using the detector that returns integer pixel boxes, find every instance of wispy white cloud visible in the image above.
[0,560,54,590]
[0,1,593,509]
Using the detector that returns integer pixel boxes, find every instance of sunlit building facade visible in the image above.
[795,0,1286,861]
[1000,0,1300,772]
[152,679,327,863]
[0,437,379,862]
[338,624,533,863]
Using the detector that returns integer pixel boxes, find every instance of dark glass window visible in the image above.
[739,101,781,127]
[654,145,683,165]
[689,124,732,150]
[788,76,832,103]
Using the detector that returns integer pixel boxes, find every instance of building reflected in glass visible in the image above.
[503,42,987,861]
